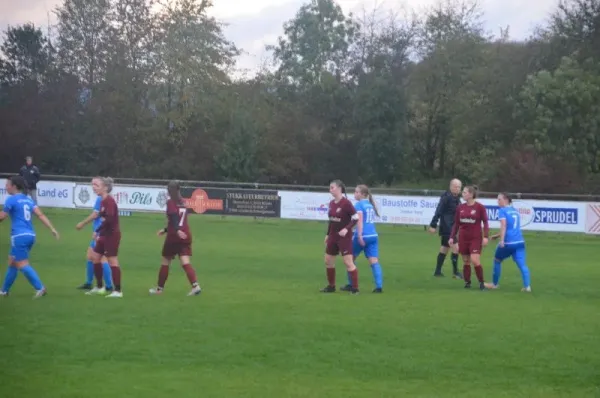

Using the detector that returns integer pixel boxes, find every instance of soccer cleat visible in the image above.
[85,287,106,296]
[0,291,8,297]
[453,272,463,279]
[479,282,487,291]
[340,284,353,292]
[149,287,164,295]
[187,286,202,296]
[105,291,123,298]
[320,285,336,293]
[521,286,532,293]
[33,288,47,299]
[372,288,383,293]
[77,283,92,290]
[350,288,359,295]
[484,283,498,289]
[464,282,471,289]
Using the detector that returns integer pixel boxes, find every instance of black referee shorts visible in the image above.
[440,235,450,248]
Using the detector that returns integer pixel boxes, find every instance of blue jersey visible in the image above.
[92,196,102,232]
[354,199,378,238]
[498,206,524,244]
[3,193,37,237]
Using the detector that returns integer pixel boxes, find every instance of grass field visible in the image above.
[0,209,599,398]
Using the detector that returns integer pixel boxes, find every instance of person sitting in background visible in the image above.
[19,156,40,204]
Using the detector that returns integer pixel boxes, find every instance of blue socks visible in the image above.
[348,263,384,289]
[2,266,19,292]
[86,260,94,285]
[371,263,383,289]
[21,265,44,290]
[493,259,501,286]
[516,259,531,288]
[103,262,113,289]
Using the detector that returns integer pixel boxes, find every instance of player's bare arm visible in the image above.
[34,207,59,239]
[76,210,99,230]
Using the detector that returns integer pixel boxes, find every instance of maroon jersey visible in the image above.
[97,195,120,236]
[326,197,357,239]
[166,198,191,243]
[450,202,489,241]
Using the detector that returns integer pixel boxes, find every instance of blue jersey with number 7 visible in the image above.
[354,199,378,238]
[498,206,524,244]
[3,193,37,236]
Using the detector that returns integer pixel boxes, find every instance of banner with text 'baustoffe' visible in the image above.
[277,191,588,233]
[72,184,168,212]
[0,179,75,208]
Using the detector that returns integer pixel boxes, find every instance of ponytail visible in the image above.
[368,193,379,217]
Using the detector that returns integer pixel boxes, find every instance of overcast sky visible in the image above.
[1,0,558,73]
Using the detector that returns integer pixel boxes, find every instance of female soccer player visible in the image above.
[0,176,59,298]
[86,177,123,298]
[486,193,532,292]
[448,185,489,290]
[75,177,113,291]
[340,184,383,293]
[149,180,201,296]
[321,180,360,294]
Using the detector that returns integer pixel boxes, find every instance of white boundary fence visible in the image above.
[0,177,599,235]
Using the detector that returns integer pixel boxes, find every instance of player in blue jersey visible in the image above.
[0,176,59,298]
[485,193,532,292]
[75,177,113,291]
[341,185,383,293]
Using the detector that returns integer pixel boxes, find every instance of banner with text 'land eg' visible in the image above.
[277,191,588,233]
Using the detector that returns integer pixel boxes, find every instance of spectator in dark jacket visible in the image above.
[19,156,41,203]
[429,178,462,278]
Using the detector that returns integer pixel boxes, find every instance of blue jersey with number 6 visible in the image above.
[354,199,378,238]
[498,206,524,244]
[3,193,37,236]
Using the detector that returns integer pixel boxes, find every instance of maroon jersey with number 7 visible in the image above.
[166,198,192,243]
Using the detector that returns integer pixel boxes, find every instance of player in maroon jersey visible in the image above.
[149,180,201,296]
[86,177,123,298]
[449,185,489,290]
[321,180,360,294]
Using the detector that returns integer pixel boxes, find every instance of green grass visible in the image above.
[1,209,599,398]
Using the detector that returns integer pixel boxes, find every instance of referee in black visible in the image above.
[428,178,462,278]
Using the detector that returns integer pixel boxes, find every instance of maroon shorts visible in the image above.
[459,239,482,255]
[94,232,121,257]
[162,240,192,259]
[326,237,353,256]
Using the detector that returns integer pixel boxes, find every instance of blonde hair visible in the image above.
[356,184,379,216]
[101,177,114,193]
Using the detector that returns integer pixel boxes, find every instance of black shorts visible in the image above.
[440,235,450,248]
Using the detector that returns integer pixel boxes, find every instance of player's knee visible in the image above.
[368,257,378,265]
[324,255,335,268]
[342,255,355,269]
[440,246,449,254]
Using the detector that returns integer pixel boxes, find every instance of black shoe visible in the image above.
[479,282,487,291]
[372,288,383,293]
[320,285,336,293]
[464,282,472,289]
[453,272,463,279]
[77,283,92,290]
[350,288,359,295]
[340,284,353,292]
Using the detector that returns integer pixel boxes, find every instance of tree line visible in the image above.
[0,0,599,194]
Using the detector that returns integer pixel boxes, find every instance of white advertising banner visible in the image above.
[73,184,168,212]
[0,179,75,208]
[278,190,588,233]
[585,203,600,235]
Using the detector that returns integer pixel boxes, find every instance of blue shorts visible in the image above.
[495,242,526,262]
[10,234,36,262]
[353,235,379,259]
